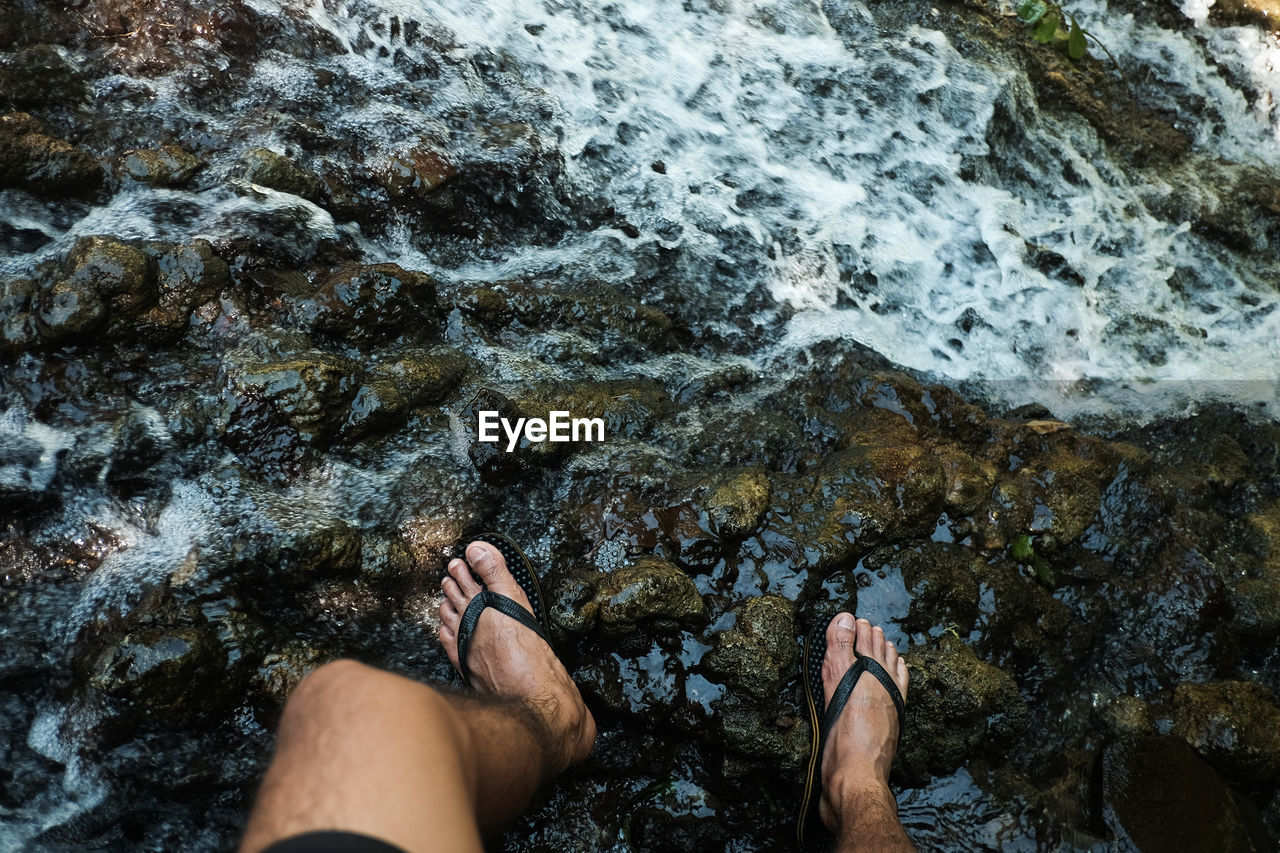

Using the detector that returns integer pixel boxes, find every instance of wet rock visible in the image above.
[85,625,229,722]
[0,45,84,109]
[241,147,323,202]
[514,378,671,454]
[118,145,203,187]
[1229,504,1280,638]
[457,280,674,351]
[714,691,809,767]
[374,143,456,200]
[62,235,155,326]
[344,348,469,437]
[704,595,795,699]
[228,351,363,444]
[1102,735,1256,852]
[588,556,704,636]
[0,112,102,194]
[898,635,1027,779]
[134,239,230,343]
[776,431,945,575]
[35,277,105,342]
[0,276,39,352]
[890,544,982,636]
[296,262,440,345]
[705,469,771,538]
[1172,681,1280,782]
[255,641,328,704]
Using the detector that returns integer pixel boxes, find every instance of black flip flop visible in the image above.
[796,615,906,851]
[453,532,552,687]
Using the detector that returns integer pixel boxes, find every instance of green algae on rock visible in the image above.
[589,556,705,636]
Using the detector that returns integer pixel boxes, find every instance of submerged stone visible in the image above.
[241,147,323,201]
[118,145,203,187]
[1103,735,1256,852]
[1172,680,1280,782]
[898,636,1027,780]
[298,262,440,345]
[0,45,85,108]
[86,626,227,721]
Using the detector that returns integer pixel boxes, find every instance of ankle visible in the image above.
[828,775,897,831]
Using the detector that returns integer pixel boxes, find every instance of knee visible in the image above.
[280,659,380,728]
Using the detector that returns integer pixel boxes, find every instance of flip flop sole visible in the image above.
[797,619,830,851]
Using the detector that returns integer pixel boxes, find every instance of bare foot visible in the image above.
[438,541,595,771]
[817,614,911,844]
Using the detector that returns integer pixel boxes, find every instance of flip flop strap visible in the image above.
[819,656,906,753]
[456,589,550,687]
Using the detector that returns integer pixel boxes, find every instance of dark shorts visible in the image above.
[261,831,408,853]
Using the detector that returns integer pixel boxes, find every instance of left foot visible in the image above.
[817,614,910,834]
[438,541,596,771]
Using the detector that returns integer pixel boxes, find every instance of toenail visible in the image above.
[835,613,855,628]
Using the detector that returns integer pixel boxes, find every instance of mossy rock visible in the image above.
[0,111,102,194]
[1172,681,1280,782]
[704,595,795,699]
[589,556,704,635]
[705,469,772,538]
[241,147,323,201]
[457,279,674,351]
[297,262,440,345]
[229,352,363,444]
[118,145,203,187]
[63,235,156,324]
[0,276,39,352]
[897,635,1027,780]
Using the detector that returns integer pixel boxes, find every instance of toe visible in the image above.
[448,557,482,596]
[871,624,886,661]
[855,617,875,656]
[826,612,857,651]
[465,541,512,588]
[442,576,468,612]
[897,656,910,700]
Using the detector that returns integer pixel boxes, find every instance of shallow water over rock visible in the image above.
[2,0,1280,849]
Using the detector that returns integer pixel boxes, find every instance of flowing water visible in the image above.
[3,0,1280,848]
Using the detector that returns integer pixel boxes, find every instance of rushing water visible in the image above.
[3,0,1280,848]
[6,0,1280,409]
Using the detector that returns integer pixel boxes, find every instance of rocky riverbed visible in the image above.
[3,0,1280,849]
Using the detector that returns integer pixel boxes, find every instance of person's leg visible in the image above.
[241,542,595,853]
[819,615,914,853]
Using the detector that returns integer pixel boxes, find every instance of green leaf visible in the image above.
[1017,0,1048,23]
[1068,22,1087,59]
[1032,11,1059,42]
[1011,534,1035,561]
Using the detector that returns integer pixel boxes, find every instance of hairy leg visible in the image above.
[242,540,595,853]
[240,660,573,853]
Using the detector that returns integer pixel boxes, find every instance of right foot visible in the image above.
[817,614,910,835]
[438,540,596,770]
